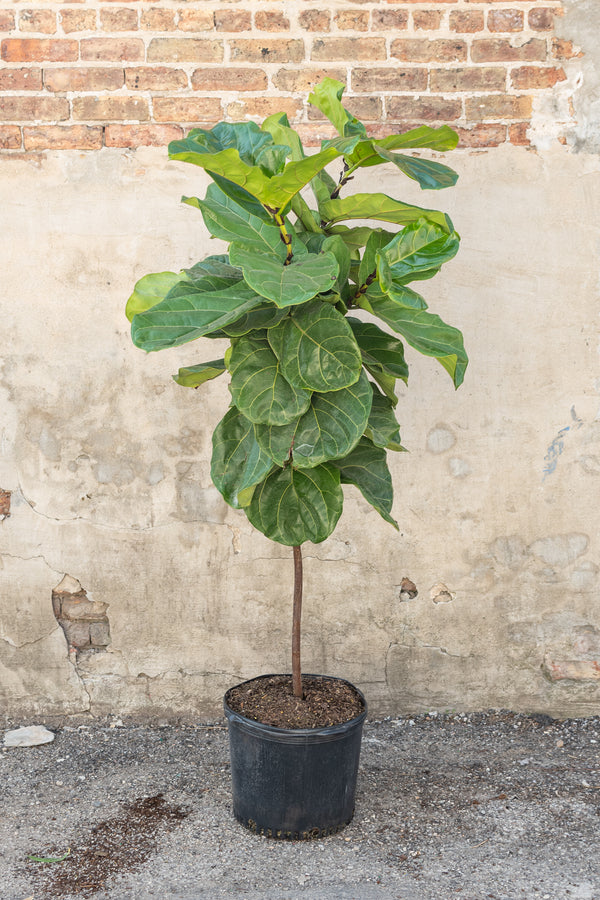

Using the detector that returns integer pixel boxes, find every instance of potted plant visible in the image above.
[126,79,467,839]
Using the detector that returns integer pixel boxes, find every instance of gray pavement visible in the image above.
[1,710,599,900]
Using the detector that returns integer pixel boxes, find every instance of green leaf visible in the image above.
[220,303,289,337]
[211,407,274,509]
[262,112,305,161]
[246,464,344,545]
[126,271,187,322]
[377,124,459,153]
[333,437,398,528]
[368,282,428,311]
[377,219,460,287]
[131,281,265,352]
[320,194,452,231]
[329,225,390,255]
[254,369,372,468]
[365,383,405,451]
[364,366,399,407]
[173,359,226,388]
[308,78,367,139]
[359,230,393,287]
[374,147,458,191]
[185,121,274,165]
[230,245,339,309]
[183,255,241,285]
[264,140,361,210]
[357,293,468,388]
[195,185,287,258]
[228,331,311,425]
[170,143,274,207]
[348,318,409,383]
[28,848,71,864]
[268,300,362,393]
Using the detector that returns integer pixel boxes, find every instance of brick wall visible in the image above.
[0,2,577,153]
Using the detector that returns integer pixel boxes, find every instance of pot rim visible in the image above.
[223,673,368,739]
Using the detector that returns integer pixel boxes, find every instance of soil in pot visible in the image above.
[226,674,365,729]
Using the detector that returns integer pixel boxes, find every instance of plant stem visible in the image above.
[292,544,303,699]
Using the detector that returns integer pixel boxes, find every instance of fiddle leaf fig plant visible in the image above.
[126,79,467,699]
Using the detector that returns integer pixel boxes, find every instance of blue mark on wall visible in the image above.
[543,407,583,479]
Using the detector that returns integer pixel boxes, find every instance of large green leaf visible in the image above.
[254,369,372,468]
[359,230,393,286]
[374,147,458,191]
[365,384,405,451]
[131,281,266,352]
[367,282,428,311]
[348,318,409,383]
[377,219,460,288]
[185,121,273,165]
[211,407,274,509]
[268,300,362,393]
[220,303,288,338]
[191,185,288,258]
[262,112,304,161]
[364,367,399,407]
[246,464,343,545]
[320,194,451,231]
[333,437,398,528]
[308,78,367,139]
[228,331,311,425]
[126,271,187,322]
[329,225,391,255]
[229,244,339,308]
[183,255,242,286]
[173,359,226,388]
[378,124,459,153]
[357,293,468,388]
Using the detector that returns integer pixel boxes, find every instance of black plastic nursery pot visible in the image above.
[223,674,367,840]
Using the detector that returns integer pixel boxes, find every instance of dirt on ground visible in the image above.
[1,709,599,900]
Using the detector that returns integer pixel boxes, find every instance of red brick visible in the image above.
[19,10,56,34]
[430,66,506,92]
[214,10,251,32]
[100,8,139,31]
[81,38,144,61]
[126,67,188,91]
[342,95,382,121]
[334,10,369,31]
[153,96,222,122]
[392,38,468,62]
[298,10,331,32]
[471,38,548,63]
[0,96,69,121]
[0,490,12,514]
[60,10,97,33]
[352,67,427,93]
[528,8,555,31]
[456,124,506,147]
[141,9,176,31]
[372,9,408,30]
[24,125,103,150]
[450,10,484,32]
[0,11,15,31]
[487,9,524,32]
[72,95,149,121]
[177,9,214,32]
[105,123,183,147]
[312,38,386,62]
[0,127,21,149]
[191,67,267,92]
[255,11,290,31]
[273,67,346,93]
[227,97,303,121]
[552,38,583,61]
[509,122,530,145]
[387,96,462,122]
[511,65,566,89]
[412,10,443,30]
[231,39,304,63]
[0,68,43,91]
[44,67,124,92]
[465,93,532,120]
[147,39,223,62]
[1,39,78,62]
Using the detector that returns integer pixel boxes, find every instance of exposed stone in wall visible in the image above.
[0,489,10,519]
[0,0,578,152]
[52,574,111,655]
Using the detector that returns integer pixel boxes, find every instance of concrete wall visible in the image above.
[1,0,600,719]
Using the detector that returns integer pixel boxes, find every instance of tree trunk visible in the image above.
[292,544,303,699]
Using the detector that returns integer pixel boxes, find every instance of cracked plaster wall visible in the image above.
[2,27,600,718]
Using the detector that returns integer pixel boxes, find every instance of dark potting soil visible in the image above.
[226,674,365,729]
